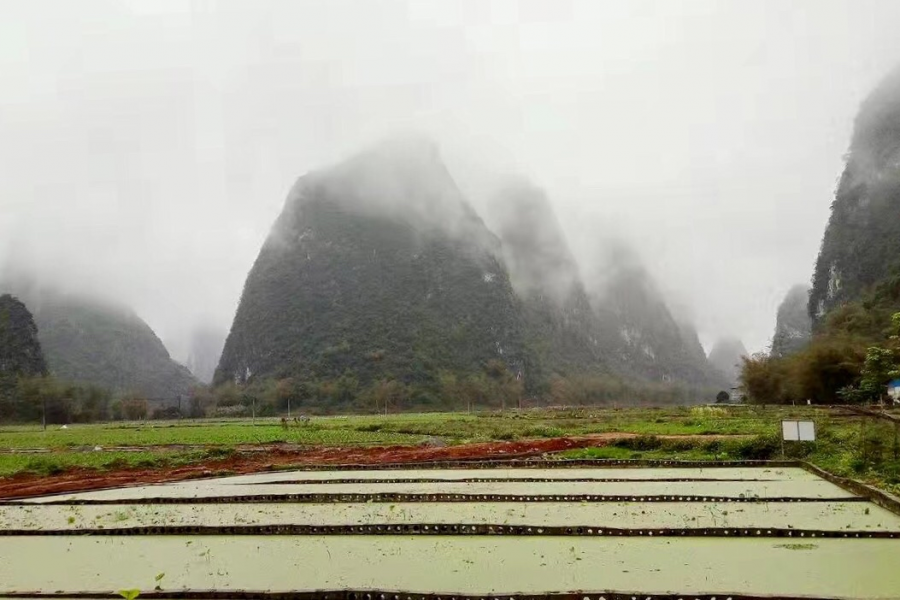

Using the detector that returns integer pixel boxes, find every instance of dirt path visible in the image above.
[0,433,749,499]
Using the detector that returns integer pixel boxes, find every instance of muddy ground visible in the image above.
[0,433,749,499]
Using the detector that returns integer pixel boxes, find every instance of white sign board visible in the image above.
[782,420,816,441]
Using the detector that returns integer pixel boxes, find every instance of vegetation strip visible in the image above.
[248,477,779,485]
[0,591,854,600]
[0,523,895,538]
[5,493,865,506]
[250,459,802,470]
[799,462,900,517]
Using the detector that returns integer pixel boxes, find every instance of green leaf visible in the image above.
[118,589,140,600]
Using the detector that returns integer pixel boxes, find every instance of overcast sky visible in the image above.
[3,0,900,361]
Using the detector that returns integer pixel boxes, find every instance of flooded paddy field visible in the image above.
[4,500,897,532]
[1,462,899,599]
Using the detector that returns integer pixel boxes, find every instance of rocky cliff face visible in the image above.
[810,66,900,323]
[216,138,525,386]
[771,285,812,358]
[0,282,196,398]
[588,254,721,386]
[0,294,47,379]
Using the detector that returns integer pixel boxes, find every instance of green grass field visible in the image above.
[0,405,897,494]
[0,405,826,449]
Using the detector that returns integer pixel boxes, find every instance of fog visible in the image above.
[3,0,900,363]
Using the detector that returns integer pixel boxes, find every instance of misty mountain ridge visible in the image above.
[185,325,227,385]
[0,278,197,398]
[708,337,748,387]
[218,137,723,404]
[588,258,724,387]
[295,135,497,250]
[810,65,900,322]
[743,64,900,405]
[482,181,720,387]
[484,179,586,305]
[216,138,526,393]
[485,181,605,383]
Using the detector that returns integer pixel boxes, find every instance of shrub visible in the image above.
[522,426,565,438]
[615,435,663,451]
[355,423,383,432]
[24,457,66,476]
[734,434,780,460]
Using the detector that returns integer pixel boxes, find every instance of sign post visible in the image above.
[781,420,816,458]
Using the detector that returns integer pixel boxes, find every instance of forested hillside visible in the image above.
[743,66,900,404]
[588,258,723,387]
[216,139,726,413]
[0,294,47,380]
[485,181,603,388]
[216,138,526,409]
[0,282,197,399]
[810,66,900,322]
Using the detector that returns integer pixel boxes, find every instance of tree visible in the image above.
[790,338,865,403]
[17,376,62,429]
[274,378,298,416]
[460,374,488,413]
[120,394,149,420]
[740,354,787,404]
[67,384,111,422]
[484,360,521,410]
[214,382,241,407]
[187,386,216,418]
[370,379,404,415]
[437,371,458,402]
[548,375,573,406]
[240,391,258,422]
[858,346,898,402]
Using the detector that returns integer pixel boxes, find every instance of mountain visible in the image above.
[770,285,812,358]
[483,181,602,385]
[740,65,900,405]
[810,65,900,323]
[0,294,47,379]
[0,282,196,398]
[185,325,226,384]
[588,252,721,386]
[677,319,713,369]
[708,337,748,386]
[215,137,525,388]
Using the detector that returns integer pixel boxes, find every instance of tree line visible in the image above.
[0,361,720,424]
[741,291,900,405]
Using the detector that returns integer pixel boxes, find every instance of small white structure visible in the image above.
[888,380,900,403]
[782,420,816,442]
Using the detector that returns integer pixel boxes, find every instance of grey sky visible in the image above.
[2,0,900,362]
